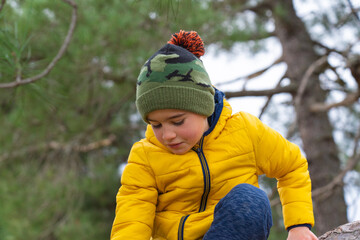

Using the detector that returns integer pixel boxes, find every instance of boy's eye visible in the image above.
[173,119,184,126]
[151,123,161,129]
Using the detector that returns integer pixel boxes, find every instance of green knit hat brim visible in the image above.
[136,85,215,123]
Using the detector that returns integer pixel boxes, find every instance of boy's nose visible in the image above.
[162,128,176,141]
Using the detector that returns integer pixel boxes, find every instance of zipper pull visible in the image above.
[192,144,200,153]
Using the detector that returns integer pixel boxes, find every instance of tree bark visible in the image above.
[271,0,348,234]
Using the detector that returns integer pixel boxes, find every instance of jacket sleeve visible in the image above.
[241,112,314,229]
[110,142,158,240]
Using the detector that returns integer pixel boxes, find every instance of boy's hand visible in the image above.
[287,226,318,240]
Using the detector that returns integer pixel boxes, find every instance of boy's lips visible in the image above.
[167,142,183,148]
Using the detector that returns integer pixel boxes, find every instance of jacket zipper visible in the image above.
[194,137,211,212]
[177,215,189,240]
[177,137,211,240]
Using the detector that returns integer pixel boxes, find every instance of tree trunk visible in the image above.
[271,0,348,234]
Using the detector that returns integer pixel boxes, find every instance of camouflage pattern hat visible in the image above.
[136,30,215,122]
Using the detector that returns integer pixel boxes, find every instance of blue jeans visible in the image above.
[203,184,273,240]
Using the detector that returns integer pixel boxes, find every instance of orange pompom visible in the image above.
[168,30,205,58]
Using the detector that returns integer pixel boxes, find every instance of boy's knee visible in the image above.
[215,183,272,222]
[222,184,269,206]
[232,183,270,204]
[208,184,273,239]
[232,183,261,194]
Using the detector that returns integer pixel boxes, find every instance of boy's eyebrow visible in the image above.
[147,113,186,122]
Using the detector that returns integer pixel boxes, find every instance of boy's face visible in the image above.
[147,109,209,155]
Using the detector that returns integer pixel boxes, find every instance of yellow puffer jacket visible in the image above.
[111,98,314,240]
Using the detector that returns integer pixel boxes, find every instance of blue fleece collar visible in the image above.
[204,88,225,136]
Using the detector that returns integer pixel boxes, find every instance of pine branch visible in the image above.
[48,135,117,153]
[0,0,5,13]
[224,83,297,99]
[310,91,360,112]
[211,0,271,15]
[0,0,78,89]
[238,0,272,14]
[294,55,329,107]
[310,54,360,112]
[346,0,360,23]
[0,135,117,164]
[258,75,286,119]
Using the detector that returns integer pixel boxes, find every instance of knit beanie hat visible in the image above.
[136,30,215,122]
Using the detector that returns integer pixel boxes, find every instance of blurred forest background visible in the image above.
[0,0,359,239]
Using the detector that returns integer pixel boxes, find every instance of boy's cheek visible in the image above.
[152,130,163,143]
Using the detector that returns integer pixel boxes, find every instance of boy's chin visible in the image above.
[167,146,192,155]
[169,149,189,155]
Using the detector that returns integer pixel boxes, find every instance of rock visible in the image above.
[319,221,360,240]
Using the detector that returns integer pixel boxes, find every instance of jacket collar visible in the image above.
[203,89,232,144]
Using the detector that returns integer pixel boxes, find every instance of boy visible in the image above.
[111,30,317,240]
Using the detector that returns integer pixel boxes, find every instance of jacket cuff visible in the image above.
[287,224,312,231]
